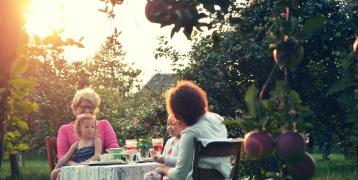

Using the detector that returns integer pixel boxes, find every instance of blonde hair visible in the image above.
[75,113,96,138]
[71,87,101,113]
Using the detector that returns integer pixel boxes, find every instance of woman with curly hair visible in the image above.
[155,80,230,180]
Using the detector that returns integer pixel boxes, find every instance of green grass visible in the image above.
[312,154,357,180]
[0,155,50,180]
[0,153,356,179]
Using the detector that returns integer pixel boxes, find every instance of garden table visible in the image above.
[60,162,160,180]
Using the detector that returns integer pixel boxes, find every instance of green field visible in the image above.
[0,154,356,180]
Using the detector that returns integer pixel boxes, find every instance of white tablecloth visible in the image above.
[60,162,160,180]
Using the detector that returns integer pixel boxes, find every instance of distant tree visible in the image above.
[84,31,141,126]
[23,30,85,146]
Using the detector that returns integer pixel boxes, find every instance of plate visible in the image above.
[136,158,153,163]
[106,148,123,154]
[85,160,127,166]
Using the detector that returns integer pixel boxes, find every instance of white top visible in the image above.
[162,137,180,167]
[167,112,231,180]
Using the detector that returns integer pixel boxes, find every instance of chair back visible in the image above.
[45,136,57,171]
[192,138,243,180]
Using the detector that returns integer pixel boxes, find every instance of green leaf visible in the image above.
[15,143,30,151]
[245,86,259,117]
[16,120,29,131]
[5,132,15,139]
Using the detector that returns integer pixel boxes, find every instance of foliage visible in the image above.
[330,37,358,164]
[232,82,312,136]
[155,0,358,156]
[0,0,28,170]
[151,0,358,178]
[88,32,142,123]
[138,137,153,151]
[287,0,357,154]
[106,0,234,39]
[84,33,167,143]
[114,88,168,144]
[21,31,86,153]
[20,30,167,153]
[4,46,38,160]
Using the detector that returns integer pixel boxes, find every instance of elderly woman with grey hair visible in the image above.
[56,87,119,165]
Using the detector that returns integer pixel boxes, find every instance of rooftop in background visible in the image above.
[143,73,177,91]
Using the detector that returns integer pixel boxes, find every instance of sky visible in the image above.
[25,0,192,84]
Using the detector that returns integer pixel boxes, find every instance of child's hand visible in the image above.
[150,149,158,157]
[67,160,77,166]
[153,155,164,164]
[69,162,79,166]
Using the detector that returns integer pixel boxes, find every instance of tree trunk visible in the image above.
[9,154,20,177]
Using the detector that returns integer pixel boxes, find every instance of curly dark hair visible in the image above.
[165,80,208,126]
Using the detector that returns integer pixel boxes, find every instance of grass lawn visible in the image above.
[312,154,357,180]
[0,153,356,179]
[0,154,50,180]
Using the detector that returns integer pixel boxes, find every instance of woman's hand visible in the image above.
[155,165,170,175]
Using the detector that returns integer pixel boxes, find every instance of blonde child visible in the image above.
[145,116,186,180]
[50,113,102,180]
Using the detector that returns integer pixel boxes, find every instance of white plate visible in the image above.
[136,158,153,163]
[106,148,123,154]
[85,160,127,166]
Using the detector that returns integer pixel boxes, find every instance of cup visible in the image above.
[111,153,123,161]
[100,154,114,162]
[151,138,164,154]
[125,139,138,151]
[125,139,138,162]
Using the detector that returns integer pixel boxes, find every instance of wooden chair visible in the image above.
[192,138,243,180]
[45,136,57,171]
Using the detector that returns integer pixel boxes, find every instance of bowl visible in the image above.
[106,148,123,154]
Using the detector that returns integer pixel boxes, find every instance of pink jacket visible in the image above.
[56,119,119,159]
